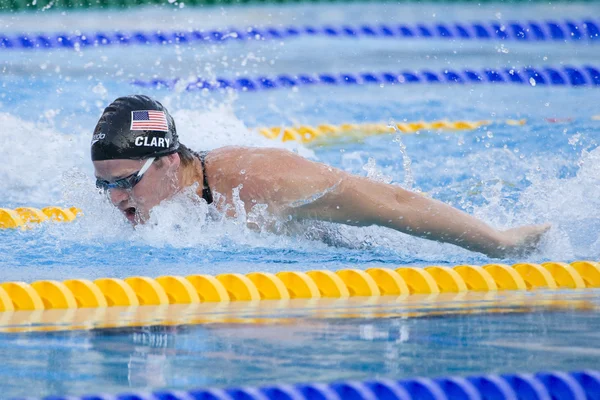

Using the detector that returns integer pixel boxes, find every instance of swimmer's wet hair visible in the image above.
[154,143,199,168]
[176,143,199,167]
[153,143,196,169]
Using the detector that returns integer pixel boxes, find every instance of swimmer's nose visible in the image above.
[108,188,130,207]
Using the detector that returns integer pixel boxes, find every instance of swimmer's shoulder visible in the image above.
[206,146,308,185]
[206,146,300,166]
[203,146,301,202]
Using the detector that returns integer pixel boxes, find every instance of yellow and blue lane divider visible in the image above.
[0,261,598,313]
[27,370,600,400]
[2,19,598,51]
[0,206,81,229]
[132,64,600,91]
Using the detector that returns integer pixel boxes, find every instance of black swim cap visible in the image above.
[91,95,179,161]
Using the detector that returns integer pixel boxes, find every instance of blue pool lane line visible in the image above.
[28,370,600,400]
[131,64,600,91]
[1,19,599,51]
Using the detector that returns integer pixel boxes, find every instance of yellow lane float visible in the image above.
[0,207,81,229]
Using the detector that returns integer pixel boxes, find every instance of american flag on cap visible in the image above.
[130,110,169,132]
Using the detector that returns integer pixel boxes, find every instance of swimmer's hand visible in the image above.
[493,223,551,258]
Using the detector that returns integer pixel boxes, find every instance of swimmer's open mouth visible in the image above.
[124,207,137,221]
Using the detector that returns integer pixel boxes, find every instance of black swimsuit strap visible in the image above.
[197,151,213,204]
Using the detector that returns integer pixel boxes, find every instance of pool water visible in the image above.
[1,2,600,398]
[1,290,600,398]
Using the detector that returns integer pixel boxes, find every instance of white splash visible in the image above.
[362,158,393,184]
[0,112,89,205]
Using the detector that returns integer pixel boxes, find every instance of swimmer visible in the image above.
[92,95,550,258]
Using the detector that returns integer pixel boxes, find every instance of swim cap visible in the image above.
[91,95,179,161]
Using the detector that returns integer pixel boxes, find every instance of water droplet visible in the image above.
[568,133,581,146]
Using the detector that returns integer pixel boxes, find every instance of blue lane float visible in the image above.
[27,370,600,400]
[1,19,599,51]
[131,64,600,91]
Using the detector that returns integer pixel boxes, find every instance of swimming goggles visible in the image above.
[96,157,155,191]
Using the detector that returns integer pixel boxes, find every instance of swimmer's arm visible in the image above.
[287,169,547,258]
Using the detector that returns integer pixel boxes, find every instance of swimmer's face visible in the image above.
[93,154,181,224]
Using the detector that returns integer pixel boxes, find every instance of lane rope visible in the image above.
[257,119,523,143]
[0,207,80,229]
[24,370,600,399]
[2,19,599,51]
[131,64,600,91]
[0,276,596,333]
[1,0,597,13]
[0,262,597,314]
[257,116,600,144]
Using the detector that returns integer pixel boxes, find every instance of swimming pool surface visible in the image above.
[1,290,599,398]
[1,2,600,398]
